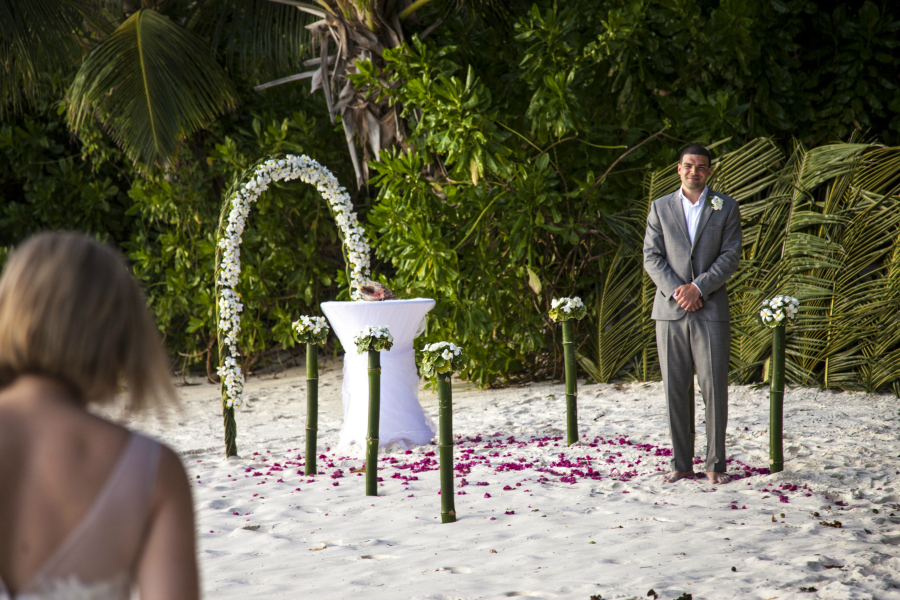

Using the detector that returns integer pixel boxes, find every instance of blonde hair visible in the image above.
[0,232,176,410]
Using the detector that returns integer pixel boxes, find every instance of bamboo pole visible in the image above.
[769,325,785,473]
[437,372,457,523]
[366,349,381,496]
[305,342,319,475]
[562,320,578,446]
[223,401,237,458]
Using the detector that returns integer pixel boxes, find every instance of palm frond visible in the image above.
[0,0,91,115]
[188,0,315,82]
[66,8,239,169]
[726,141,900,390]
[577,246,644,383]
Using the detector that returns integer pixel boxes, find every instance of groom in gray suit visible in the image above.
[643,145,741,485]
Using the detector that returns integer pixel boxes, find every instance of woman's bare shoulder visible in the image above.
[150,442,192,511]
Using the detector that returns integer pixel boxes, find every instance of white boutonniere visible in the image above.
[708,194,724,211]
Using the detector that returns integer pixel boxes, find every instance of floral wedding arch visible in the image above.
[214,155,370,455]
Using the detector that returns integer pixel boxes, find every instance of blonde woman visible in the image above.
[0,233,199,600]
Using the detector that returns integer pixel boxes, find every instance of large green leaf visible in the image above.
[0,0,111,116]
[66,9,239,169]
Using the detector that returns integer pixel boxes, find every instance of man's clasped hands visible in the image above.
[673,283,703,312]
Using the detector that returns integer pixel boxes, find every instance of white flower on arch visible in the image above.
[216,155,370,409]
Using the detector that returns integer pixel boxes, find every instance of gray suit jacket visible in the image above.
[643,188,742,321]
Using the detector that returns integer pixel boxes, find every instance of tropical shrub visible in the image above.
[0,83,356,377]
[0,94,134,257]
[126,87,355,376]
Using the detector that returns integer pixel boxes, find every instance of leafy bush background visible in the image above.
[2,0,900,389]
[1,83,354,377]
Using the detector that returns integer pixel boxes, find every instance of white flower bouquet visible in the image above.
[549,297,587,322]
[420,341,468,378]
[353,325,394,354]
[757,295,800,328]
[292,315,330,345]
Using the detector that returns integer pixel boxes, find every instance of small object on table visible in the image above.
[549,297,587,446]
[422,342,469,524]
[321,299,436,450]
[358,281,399,301]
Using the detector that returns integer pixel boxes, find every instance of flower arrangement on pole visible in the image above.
[421,341,468,524]
[549,297,586,446]
[293,315,330,345]
[420,342,468,378]
[549,296,587,322]
[756,295,800,328]
[353,325,394,354]
[293,316,331,475]
[214,154,368,457]
[754,294,801,474]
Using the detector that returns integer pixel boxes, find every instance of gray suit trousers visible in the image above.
[656,313,730,472]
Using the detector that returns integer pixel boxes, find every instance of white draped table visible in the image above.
[321,298,436,449]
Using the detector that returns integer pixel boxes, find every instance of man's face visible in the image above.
[677,154,710,192]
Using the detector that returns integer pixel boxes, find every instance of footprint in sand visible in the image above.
[360,554,397,560]
[505,592,553,597]
[438,566,472,574]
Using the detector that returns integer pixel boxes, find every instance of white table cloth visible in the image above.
[321,298,436,449]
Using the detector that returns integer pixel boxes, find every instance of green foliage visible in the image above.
[355,38,613,386]
[728,142,900,392]
[1,82,354,376]
[127,87,353,374]
[67,9,240,169]
[0,95,134,251]
[5,0,900,391]
[357,39,511,182]
[508,0,900,148]
[4,0,313,168]
[0,0,95,117]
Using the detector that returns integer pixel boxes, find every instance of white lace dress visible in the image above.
[0,434,160,600]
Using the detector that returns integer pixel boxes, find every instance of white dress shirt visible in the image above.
[680,185,708,297]
[680,185,707,245]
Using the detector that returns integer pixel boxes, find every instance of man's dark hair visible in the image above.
[679,144,711,165]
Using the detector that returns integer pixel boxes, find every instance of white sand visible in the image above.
[112,360,900,599]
